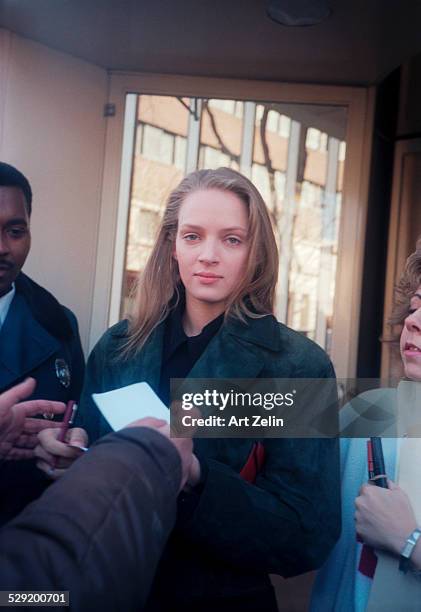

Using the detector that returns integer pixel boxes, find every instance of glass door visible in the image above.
[91,74,373,378]
[120,94,346,357]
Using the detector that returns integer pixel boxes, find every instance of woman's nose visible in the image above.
[405,308,421,333]
[198,240,219,264]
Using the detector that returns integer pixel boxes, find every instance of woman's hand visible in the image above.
[34,427,88,480]
[355,479,417,555]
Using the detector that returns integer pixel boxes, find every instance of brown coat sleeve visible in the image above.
[0,427,181,611]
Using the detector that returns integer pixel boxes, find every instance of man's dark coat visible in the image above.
[0,273,85,524]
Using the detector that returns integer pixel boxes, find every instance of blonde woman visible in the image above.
[39,168,340,612]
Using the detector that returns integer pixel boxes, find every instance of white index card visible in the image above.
[92,382,169,431]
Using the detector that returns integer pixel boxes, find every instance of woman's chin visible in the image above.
[403,362,421,383]
[187,289,227,305]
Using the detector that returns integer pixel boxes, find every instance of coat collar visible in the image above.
[113,313,281,390]
[224,314,282,352]
[0,293,60,391]
[188,315,281,380]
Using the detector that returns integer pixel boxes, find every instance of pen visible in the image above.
[67,445,89,452]
[370,436,388,488]
[367,440,375,480]
[57,401,78,442]
[52,401,78,469]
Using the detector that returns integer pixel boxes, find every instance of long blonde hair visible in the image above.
[122,167,279,357]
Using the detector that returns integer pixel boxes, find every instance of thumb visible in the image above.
[387,478,398,490]
[66,427,89,447]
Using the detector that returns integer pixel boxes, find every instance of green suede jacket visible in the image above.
[76,313,340,611]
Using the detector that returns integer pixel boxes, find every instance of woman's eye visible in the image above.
[409,305,421,314]
[409,299,421,314]
[183,234,199,241]
[226,236,241,245]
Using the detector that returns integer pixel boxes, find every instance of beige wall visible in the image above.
[0,29,108,353]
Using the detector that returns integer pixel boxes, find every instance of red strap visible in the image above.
[358,543,377,578]
[239,442,266,483]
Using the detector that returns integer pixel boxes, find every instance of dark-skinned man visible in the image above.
[0,161,85,524]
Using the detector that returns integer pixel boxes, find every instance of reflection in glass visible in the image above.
[120,94,347,355]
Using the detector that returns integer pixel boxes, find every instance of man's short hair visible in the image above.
[0,162,32,216]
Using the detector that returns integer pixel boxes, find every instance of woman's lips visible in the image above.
[194,273,223,285]
[404,343,421,357]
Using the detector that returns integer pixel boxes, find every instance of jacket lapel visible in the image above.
[111,314,280,397]
[0,294,60,391]
[113,320,165,395]
[189,314,281,380]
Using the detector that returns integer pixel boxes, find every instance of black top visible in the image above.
[158,300,224,406]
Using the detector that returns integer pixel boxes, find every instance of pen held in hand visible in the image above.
[370,436,388,488]
[52,401,78,469]
[367,440,375,480]
[67,444,89,452]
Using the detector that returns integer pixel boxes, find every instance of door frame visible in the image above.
[90,71,374,378]
[381,137,421,381]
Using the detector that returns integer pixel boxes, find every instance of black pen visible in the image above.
[367,440,375,480]
[370,437,388,488]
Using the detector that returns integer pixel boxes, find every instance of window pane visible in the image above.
[119,94,348,356]
[121,95,189,315]
[252,102,347,351]
[198,99,243,171]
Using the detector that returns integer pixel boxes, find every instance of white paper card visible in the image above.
[92,382,169,431]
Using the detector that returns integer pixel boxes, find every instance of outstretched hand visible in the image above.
[0,378,66,461]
